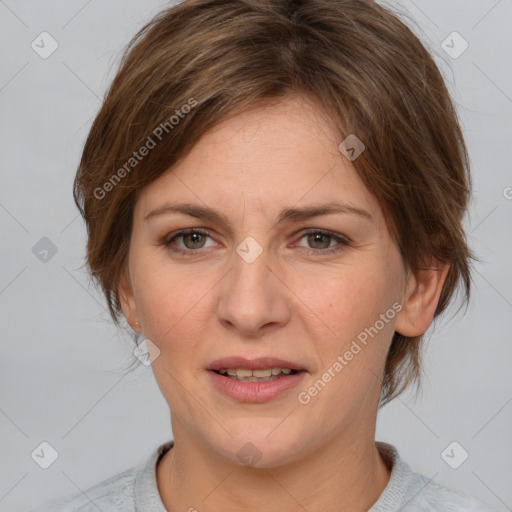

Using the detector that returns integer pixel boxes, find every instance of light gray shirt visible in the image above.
[29,440,499,511]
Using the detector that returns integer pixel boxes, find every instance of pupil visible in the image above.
[308,233,330,249]
[185,232,205,249]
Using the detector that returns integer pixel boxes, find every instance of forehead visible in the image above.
[135,97,380,222]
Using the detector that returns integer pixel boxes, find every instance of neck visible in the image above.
[157,425,391,512]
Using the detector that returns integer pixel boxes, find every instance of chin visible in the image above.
[208,425,307,469]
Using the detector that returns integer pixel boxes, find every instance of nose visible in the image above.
[216,243,291,337]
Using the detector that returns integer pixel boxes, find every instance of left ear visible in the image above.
[394,262,450,337]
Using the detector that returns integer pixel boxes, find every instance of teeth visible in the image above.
[235,368,252,378]
[219,367,294,379]
[253,369,272,377]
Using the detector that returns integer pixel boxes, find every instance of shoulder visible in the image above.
[28,466,139,512]
[410,475,501,512]
[27,439,175,512]
[373,442,500,512]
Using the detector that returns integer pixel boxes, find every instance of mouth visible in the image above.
[206,356,307,402]
[212,367,300,382]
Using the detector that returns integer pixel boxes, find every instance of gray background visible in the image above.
[1,1,511,511]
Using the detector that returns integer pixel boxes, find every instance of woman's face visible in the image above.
[120,96,418,467]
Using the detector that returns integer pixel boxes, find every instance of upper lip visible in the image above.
[207,356,306,372]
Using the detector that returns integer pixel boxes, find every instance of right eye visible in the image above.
[163,228,216,253]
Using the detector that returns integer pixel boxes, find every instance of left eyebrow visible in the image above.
[144,201,372,225]
[277,202,372,223]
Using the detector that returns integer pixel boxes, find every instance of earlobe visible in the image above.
[394,263,450,338]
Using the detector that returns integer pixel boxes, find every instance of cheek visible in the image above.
[304,264,395,329]
[130,257,207,345]
[300,261,400,365]
[299,270,398,417]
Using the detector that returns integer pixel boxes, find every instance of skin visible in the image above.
[119,95,449,511]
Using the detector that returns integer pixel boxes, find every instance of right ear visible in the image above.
[117,265,140,330]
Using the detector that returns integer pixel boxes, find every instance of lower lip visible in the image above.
[207,370,307,403]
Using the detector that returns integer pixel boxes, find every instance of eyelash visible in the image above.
[163,228,349,257]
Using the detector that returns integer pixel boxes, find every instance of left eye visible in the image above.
[296,230,348,253]
[303,232,334,249]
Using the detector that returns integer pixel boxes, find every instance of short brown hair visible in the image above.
[74,0,474,406]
